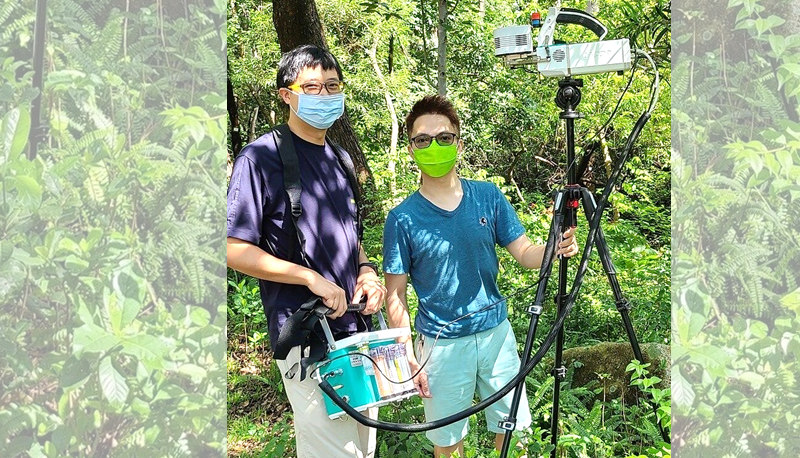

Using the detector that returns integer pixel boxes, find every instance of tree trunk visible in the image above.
[437,0,447,96]
[388,34,394,74]
[600,131,620,223]
[227,62,243,158]
[250,106,259,144]
[273,0,326,49]
[368,37,399,199]
[272,0,373,188]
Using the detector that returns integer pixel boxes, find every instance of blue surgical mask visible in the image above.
[290,91,345,129]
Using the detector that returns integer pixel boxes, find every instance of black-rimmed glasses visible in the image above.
[289,80,345,95]
[410,132,459,149]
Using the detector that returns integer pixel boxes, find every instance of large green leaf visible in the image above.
[98,357,129,406]
[0,240,13,264]
[60,356,93,390]
[64,254,90,274]
[113,269,144,303]
[119,334,169,365]
[0,107,31,163]
[779,287,800,314]
[12,175,43,207]
[672,370,696,407]
[120,298,142,329]
[73,322,121,356]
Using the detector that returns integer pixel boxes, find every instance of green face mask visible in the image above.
[413,140,458,178]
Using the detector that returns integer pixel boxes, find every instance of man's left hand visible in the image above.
[558,226,580,258]
[353,269,386,315]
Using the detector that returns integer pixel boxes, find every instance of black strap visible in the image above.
[273,124,363,262]
[270,125,366,369]
[273,296,330,381]
[227,62,243,157]
[328,139,363,240]
[273,124,308,265]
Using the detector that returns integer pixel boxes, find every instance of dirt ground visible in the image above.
[227,332,292,456]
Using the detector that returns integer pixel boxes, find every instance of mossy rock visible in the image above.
[561,342,669,405]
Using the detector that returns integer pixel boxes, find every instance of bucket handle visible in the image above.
[316,302,389,351]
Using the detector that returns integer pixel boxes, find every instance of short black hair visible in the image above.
[405,95,461,138]
[276,44,344,89]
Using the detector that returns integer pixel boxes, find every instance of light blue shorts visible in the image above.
[415,319,532,447]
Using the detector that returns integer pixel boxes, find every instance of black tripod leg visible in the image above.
[579,188,669,442]
[579,189,643,359]
[550,258,568,456]
[549,186,579,458]
[498,190,565,458]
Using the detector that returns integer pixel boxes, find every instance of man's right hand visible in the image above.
[308,273,347,319]
[409,360,432,398]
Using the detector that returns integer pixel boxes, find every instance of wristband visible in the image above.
[358,261,379,275]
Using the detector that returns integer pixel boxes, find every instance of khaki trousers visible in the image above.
[276,345,378,458]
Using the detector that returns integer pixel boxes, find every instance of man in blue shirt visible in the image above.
[227,45,385,458]
[383,95,578,457]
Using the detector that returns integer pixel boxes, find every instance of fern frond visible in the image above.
[0,13,35,44]
[90,17,123,64]
[672,59,691,101]
[177,251,205,304]
[84,165,109,204]
[526,375,554,413]
[0,3,17,27]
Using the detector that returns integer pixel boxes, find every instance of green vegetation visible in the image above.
[673,0,800,454]
[228,0,670,456]
[1,1,226,456]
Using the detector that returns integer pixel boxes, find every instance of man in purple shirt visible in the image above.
[227,44,386,458]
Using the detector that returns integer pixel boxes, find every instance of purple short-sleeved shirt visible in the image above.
[227,129,369,349]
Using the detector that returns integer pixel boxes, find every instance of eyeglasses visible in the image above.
[288,80,345,95]
[410,132,459,149]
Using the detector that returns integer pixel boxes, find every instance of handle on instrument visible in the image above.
[347,302,366,313]
[319,301,388,332]
[321,302,366,316]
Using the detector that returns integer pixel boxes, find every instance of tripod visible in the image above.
[498,78,664,458]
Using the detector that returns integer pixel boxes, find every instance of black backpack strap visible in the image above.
[327,139,363,241]
[273,125,362,258]
[273,296,330,381]
[273,124,309,266]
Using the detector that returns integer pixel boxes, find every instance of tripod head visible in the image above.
[552,77,585,186]
[556,78,584,119]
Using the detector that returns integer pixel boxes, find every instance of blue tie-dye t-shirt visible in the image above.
[382,179,526,338]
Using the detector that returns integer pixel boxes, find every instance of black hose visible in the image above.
[319,109,655,434]
[322,57,660,433]
[319,217,592,432]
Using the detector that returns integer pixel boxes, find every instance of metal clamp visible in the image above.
[498,418,516,431]
[322,369,343,379]
[290,201,303,218]
[526,305,543,316]
[552,366,567,380]
[30,125,49,142]
[616,298,632,312]
[317,304,390,352]
[317,313,337,351]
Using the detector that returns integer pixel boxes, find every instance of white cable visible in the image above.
[634,48,660,115]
